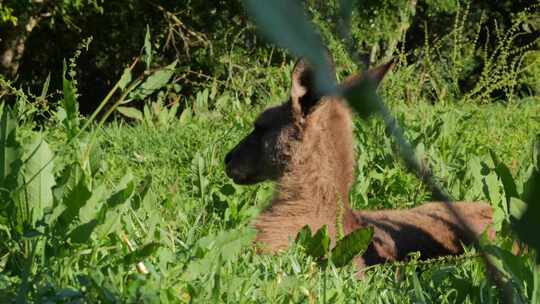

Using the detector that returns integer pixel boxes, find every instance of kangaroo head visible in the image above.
[224,58,393,185]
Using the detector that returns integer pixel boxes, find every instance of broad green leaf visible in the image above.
[294,225,313,247]
[307,225,330,259]
[130,61,177,101]
[490,149,518,201]
[330,226,373,268]
[117,106,143,121]
[118,68,132,91]
[242,0,336,95]
[21,135,55,225]
[79,184,108,223]
[123,242,161,265]
[58,178,91,227]
[69,219,98,244]
[94,174,135,238]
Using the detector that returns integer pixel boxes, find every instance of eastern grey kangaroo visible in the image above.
[224,57,493,272]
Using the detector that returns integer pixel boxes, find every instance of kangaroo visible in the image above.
[224,57,494,273]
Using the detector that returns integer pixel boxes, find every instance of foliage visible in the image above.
[0,0,539,302]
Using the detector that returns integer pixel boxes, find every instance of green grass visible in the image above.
[1,55,539,302]
[1,77,539,302]
[72,96,537,303]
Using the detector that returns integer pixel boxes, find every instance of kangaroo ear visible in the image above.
[290,58,317,119]
[290,53,336,120]
[342,59,395,90]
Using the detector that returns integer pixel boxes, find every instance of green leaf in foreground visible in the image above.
[295,225,312,247]
[242,0,335,95]
[308,225,330,260]
[294,225,330,260]
[330,226,373,268]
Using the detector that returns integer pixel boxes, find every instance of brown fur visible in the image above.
[224,58,494,273]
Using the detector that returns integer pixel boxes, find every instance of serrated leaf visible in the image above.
[330,226,373,268]
[117,106,143,121]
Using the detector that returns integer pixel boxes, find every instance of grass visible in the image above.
[1,59,539,301]
[71,92,537,303]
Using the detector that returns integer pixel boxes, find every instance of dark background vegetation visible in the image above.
[1,0,539,114]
